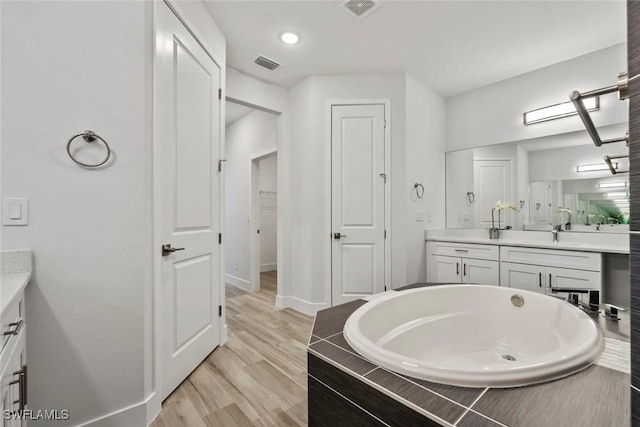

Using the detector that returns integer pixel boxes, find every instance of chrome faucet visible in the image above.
[551,225,562,242]
[550,288,600,312]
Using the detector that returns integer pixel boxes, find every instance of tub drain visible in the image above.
[502,354,516,361]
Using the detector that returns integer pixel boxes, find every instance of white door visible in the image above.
[156,3,221,399]
[474,160,513,228]
[463,259,499,286]
[331,104,386,305]
[431,255,462,283]
[500,262,544,293]
[530,182,552,224]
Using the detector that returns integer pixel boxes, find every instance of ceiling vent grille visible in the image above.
[254,55,280,71]
[341,0,381,20]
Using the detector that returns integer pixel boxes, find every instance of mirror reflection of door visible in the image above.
[473,159,513,229]
[530,181,552,224]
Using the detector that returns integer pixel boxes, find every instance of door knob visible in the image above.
[333,233,347,239]
[162,244,185,256]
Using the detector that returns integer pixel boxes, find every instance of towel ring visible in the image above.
[66,130,111,168]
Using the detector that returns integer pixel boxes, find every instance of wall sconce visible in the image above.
[605,191,628,198]
[577,162,618,172]
[523,97,599,125]
[598,182,627,189]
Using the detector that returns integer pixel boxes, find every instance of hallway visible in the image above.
[151,272,313,426]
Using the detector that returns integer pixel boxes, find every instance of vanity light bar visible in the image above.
[524,97,599,125]
[597,182,627,189]
[577,162,618,172]
[605,192,629,198]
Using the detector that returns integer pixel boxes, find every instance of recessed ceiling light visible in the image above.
[280,32,300,45]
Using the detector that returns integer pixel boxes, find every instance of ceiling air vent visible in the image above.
[254,55,280,71]
[341,0,381,20]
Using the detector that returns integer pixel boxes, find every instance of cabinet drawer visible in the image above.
[1,293,24,357]
[427,241,499,261]
[499,246,602,271]
[546,267,601,291]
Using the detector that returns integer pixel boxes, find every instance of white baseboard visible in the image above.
[221,322,228,345]
[260,263,277,272]
[225,274,253,291]
[78,393,152,427]
[275,295,328,316]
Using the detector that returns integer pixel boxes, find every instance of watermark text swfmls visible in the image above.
[3,409,70,421]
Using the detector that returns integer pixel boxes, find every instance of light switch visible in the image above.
[9,204,21,220]
[415,210,424,222]
[3,198,28,226]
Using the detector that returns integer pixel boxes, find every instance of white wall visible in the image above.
[446,43,628,151]
[446,150,475,229]
[1,1,225,425]
[1,2,149,425]
[285,72,446,307]
[288,73,407,307]
[404,75,446,283]
[529,140,628,182]
[516,145,530,228]
[259,156,277,271]
[224,110,278,289]
[224,67,292,302]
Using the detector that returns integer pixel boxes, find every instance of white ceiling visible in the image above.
[204,1,627,97]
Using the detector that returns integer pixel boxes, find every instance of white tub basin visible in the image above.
[343,285,603,388]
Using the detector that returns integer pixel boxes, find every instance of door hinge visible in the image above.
[384,286,387,291]
[384,230,387,239]
[218,233,222,244]
[218,159,227,172]
[218,88,222,100]
[218,305,222,316]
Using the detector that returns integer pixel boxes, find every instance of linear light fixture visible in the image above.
[577,162,618,172]
[606,191,629,198]
[524,97,599,125]
[598,182,627,189]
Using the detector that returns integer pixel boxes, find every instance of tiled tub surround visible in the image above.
[308,286,630,427]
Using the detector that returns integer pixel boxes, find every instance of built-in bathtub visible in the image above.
[343,285,604,388]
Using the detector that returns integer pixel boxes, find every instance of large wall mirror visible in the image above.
[445,123,630,233]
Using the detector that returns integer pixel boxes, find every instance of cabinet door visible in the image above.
[0,332,25,427]
[546,267,601,292]
[500,262,545,293]
[463,259,499,286]
[429,255,461,283]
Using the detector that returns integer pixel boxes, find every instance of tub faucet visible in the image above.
[550,288,599,312]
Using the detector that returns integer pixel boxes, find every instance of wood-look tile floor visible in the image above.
[151,271,313,427]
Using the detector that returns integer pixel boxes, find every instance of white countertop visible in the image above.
[424,230,629,254]
[1,273,30,315]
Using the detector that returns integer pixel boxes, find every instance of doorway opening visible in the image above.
[224,100,279,302]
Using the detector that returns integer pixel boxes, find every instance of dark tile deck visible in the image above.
[308,284,631,427]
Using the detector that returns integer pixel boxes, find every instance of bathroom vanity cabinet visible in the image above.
[500,246,602,294]
[426,240,603,295]
[0,276,29,427]
[426,241,499,286]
